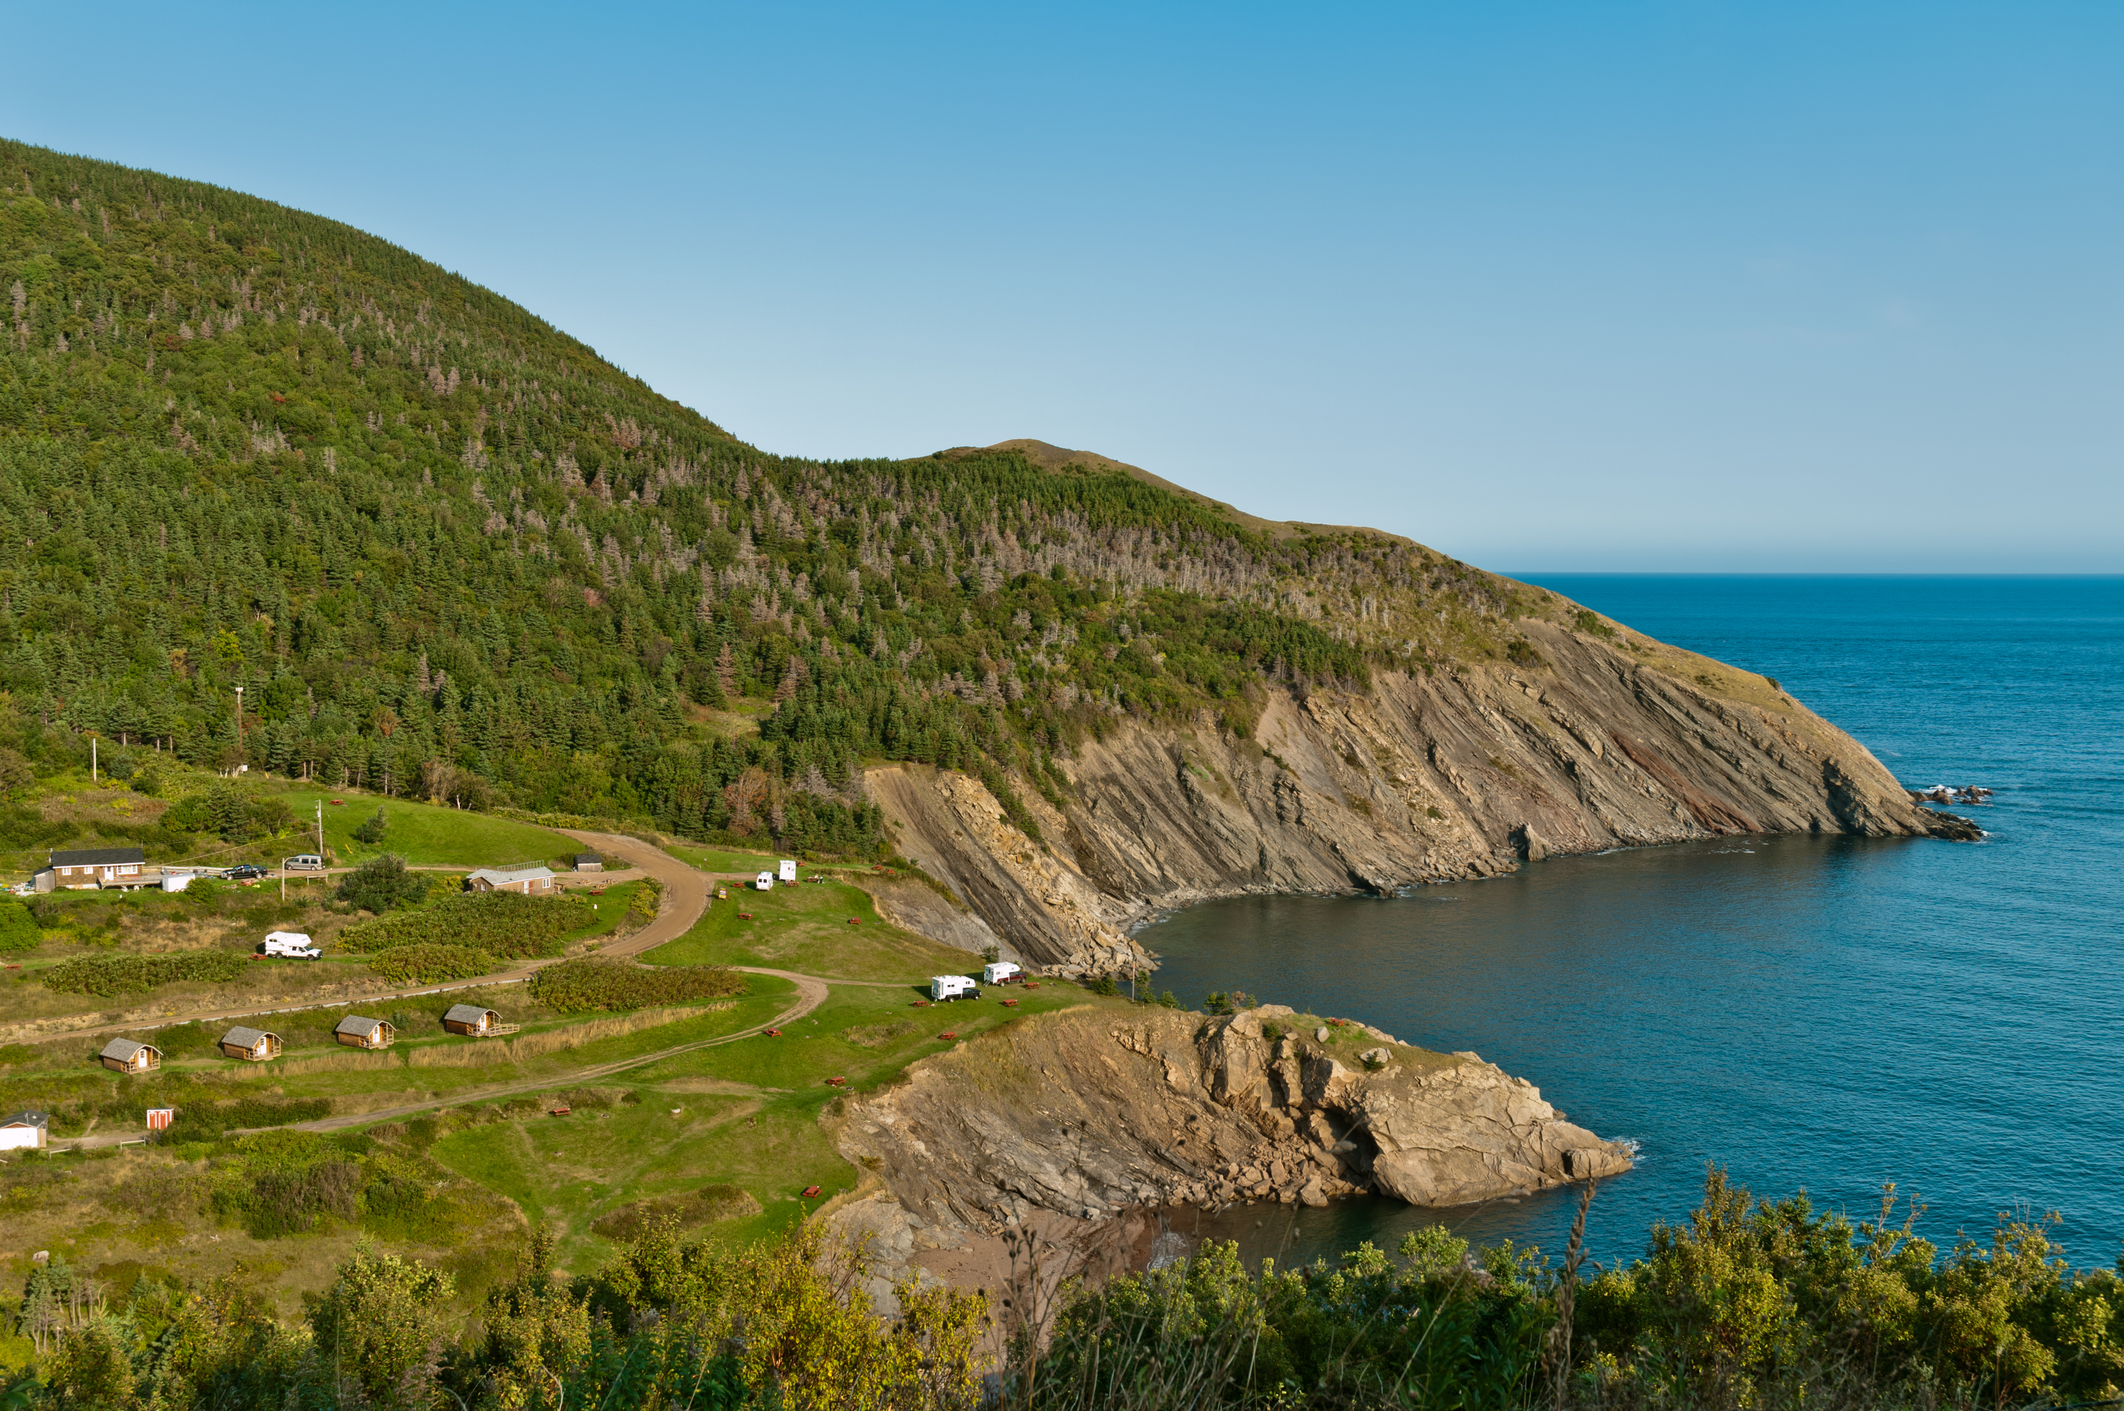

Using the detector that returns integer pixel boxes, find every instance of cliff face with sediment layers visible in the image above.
[867,612,1977,974]
[831,1004,1632,1266]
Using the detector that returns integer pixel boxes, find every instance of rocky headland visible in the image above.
[826,1002,1633,1301]
[865,614,1978,976]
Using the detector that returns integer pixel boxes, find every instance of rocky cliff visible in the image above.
[834,1003,1633,1234]
[867,609,1976,973]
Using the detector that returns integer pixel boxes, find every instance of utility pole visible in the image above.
[232,685,244,773]
[90,737,97,783]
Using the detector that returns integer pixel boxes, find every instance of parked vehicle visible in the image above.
[287,854,324,870]
[930,975,980,1002]
[778,859,798,883]
[261,930,321,959]
[224,864,268,881]
[754,871,774,891]
[983,961,1021,985]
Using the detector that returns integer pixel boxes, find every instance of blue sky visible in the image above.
[6,2,2118,570]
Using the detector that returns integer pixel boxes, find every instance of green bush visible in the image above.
[339,891,595,958]
[167,1096,332,1141]
[0,899,39,953]
[336,854,429,913]
[366,944,498,985]
[528,959,744,1013]
[40,951,248,997]
[350,806,388,845]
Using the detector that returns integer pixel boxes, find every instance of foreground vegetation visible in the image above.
[6,1169,2120,1410]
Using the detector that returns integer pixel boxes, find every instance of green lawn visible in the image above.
[273,790,579,869]
[642,877,976,981]
[662,844,785,874]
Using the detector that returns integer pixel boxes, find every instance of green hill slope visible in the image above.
[0,137,1572,854]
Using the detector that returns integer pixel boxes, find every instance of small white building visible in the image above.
[465,866,557,895]
[778,859,798,883]
[0,1111,48,1151]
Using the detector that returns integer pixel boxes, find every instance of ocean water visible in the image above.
[1138,576,2124,1271]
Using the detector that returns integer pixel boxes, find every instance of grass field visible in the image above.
[643,876,975,981]
[272,790,580,868]
[0,795,1149,1299]
[662,843,786,874]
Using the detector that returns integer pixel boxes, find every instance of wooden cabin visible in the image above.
[39,847,147,891]
[465,866,557,895]
[441,1004,518,1037]
[217,1026,282,1061]
[334,1015,395,1050]
[572,852,604,873]
[98,1038,161,1073]
[0,1111,48,1150]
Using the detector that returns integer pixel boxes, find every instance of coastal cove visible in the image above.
[1140,575,2124,1267]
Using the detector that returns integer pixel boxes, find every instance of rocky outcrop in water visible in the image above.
[833,1004,1632,1233]
[867,615,1978,973]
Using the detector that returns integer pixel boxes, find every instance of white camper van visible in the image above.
[930,975,980,1002]
[262,931,321,959]
[982,961,1021,986]
[754,871,775,892]
[778,859,798,884]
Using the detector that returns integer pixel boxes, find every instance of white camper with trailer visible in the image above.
[778,859,798,884]
[982,961,1021,986]
[262,931,321,959]
[753,871,774,892]
[930,975,980,1002]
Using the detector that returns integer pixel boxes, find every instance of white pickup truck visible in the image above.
[931,975,981,1002]
[262,931,321,959]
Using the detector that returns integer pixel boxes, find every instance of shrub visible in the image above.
[591,1185,760,1243]
[528,960,744,1013]
[339,891,594,958]
[167,1096,332,1141]
[367,944,498,985]
[0,899,39,953]
[40,951,247,997]
[336,853,429,913]
[350,806,388,844]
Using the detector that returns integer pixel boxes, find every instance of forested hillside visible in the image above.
[0,137,1570,856]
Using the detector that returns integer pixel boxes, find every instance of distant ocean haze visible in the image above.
[1140,575,2124,1268]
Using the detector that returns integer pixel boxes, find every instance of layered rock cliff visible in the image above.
[867,610,1976,973]
[835,1003,1633,1231]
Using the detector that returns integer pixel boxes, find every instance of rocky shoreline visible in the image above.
[827,1002,1631,1305]
[863,621,1980,977]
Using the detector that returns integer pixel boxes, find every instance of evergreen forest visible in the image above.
[0,138,1560,857]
